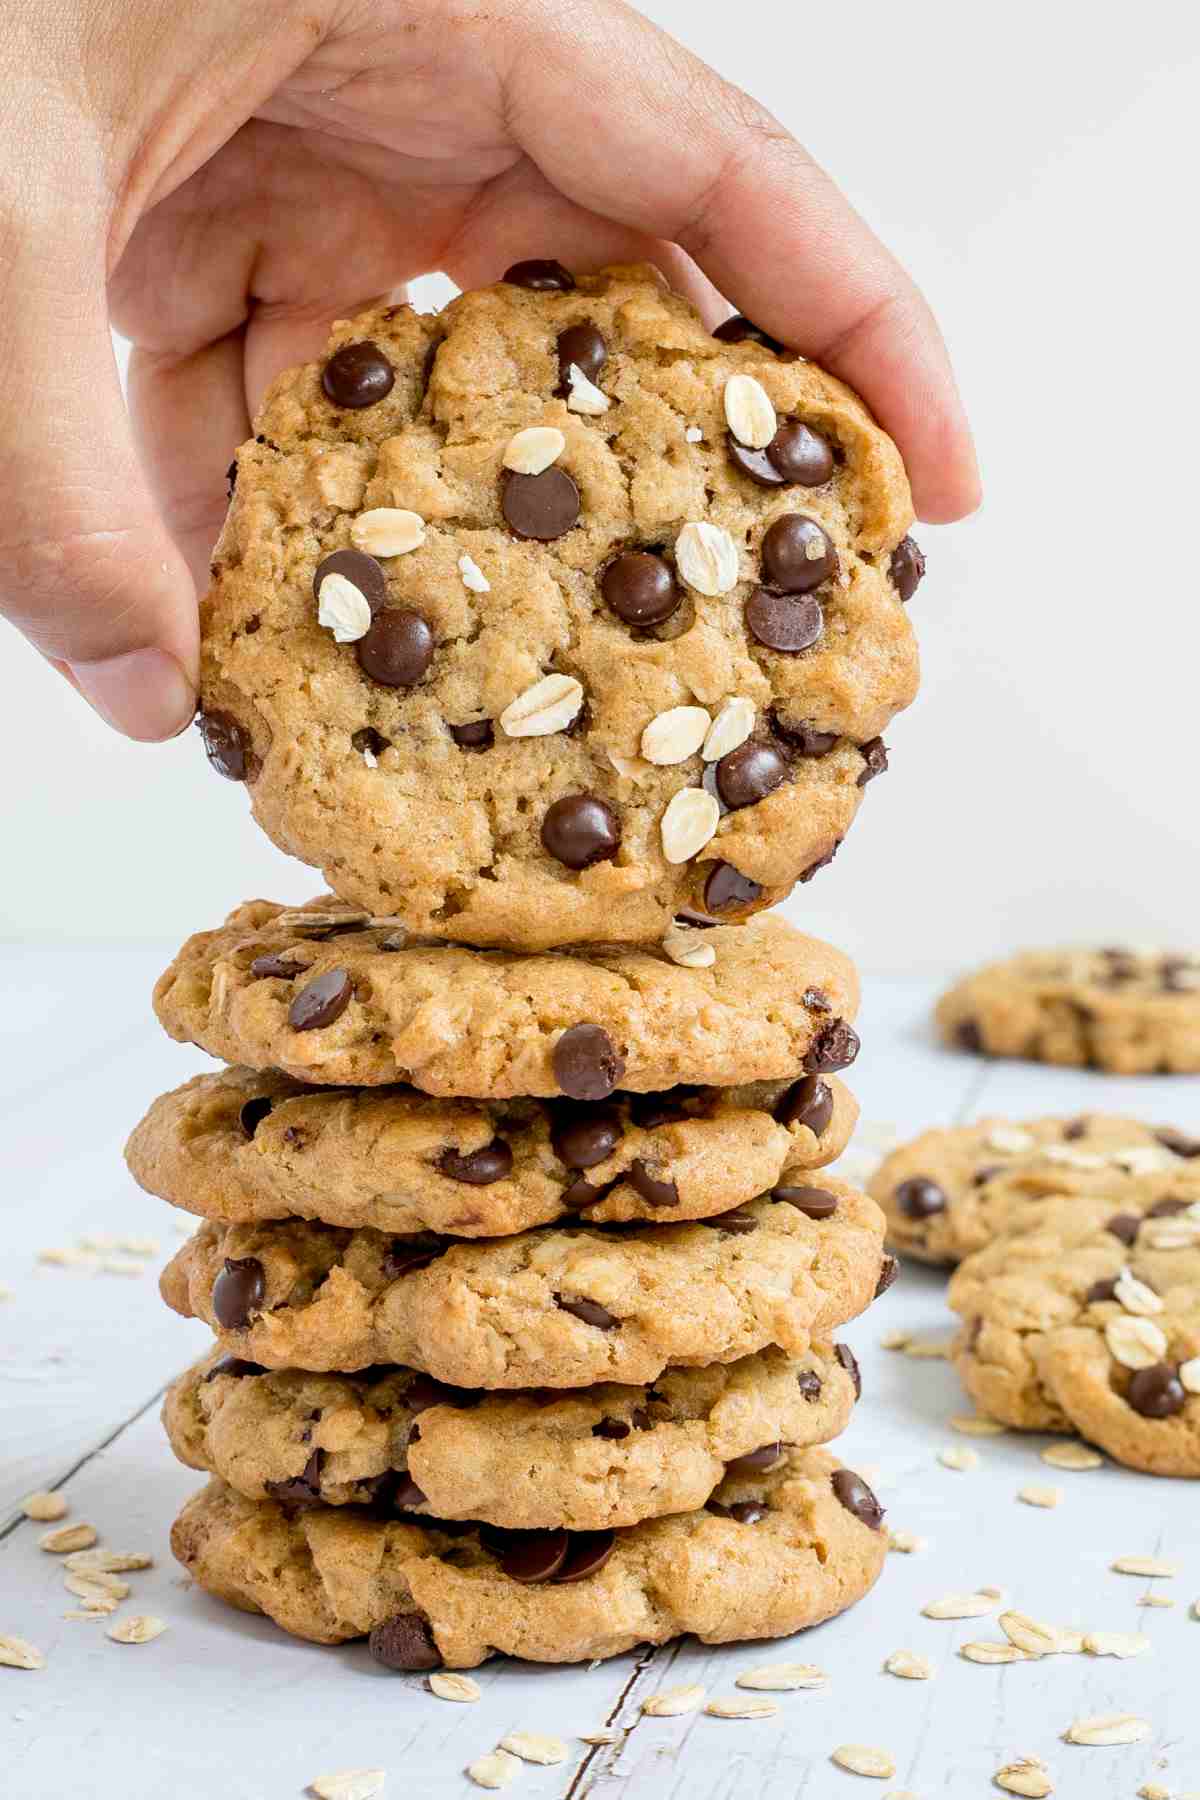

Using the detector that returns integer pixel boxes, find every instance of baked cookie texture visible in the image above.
[871,1114,1200,1266]
[163,1342,860,1531]
[127,1065,857,1235]
[152,898,861,1098]
[197,262,919,948]
[936,947,1200,1073]
[159,1181,888,1387]
[170,1447,887,1663]
[949,1192,1200,1475]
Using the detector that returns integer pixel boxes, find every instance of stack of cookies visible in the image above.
[125,260,924,1670]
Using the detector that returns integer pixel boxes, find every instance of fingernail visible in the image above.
[69,648,197,742]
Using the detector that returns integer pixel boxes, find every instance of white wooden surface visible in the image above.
[2,946,1197,1800]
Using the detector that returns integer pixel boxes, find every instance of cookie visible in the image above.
[872,1114,1200,1266]
[152,898,860,1098]
[170,1446,887,1663]
[159,1182,890,1387]
[197,262,919,949]
[949,1192,1200,1474]
[163,1341,860,1532]
[937,947,1200,1073]
[128,1064,856,1237]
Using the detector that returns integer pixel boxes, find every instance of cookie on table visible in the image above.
[163,1341,861,1532]
[197,261,920,949]
[127,1065,858,1235]
[152,897,861,1099]
[170,1446,886,1664]
[159,1181,892,1388]
[949,1192,1200,1475]
[936,947,1200,1073]
[872,1113,1200,1266]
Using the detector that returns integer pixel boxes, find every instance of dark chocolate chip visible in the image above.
[541,793,621,870]
[628,1087,700,1130]
[321,342,394,410]
[1155,1128,1200,1159]
[403,1374,460,1413]
[502,466,581,540]
[835,1342,862,1400]
[561,1174,607,1210]
[352,726,390,759]
[552,1107,623,1170]
[503,259,575,292]
[744,588,823,653]
[356,609,434,687]
[768,419,836,485]
[702,862,764,915]
[369,1612,443,1671]
[498,1529,569,1582]
[796,1369,823,1401]
[895,1177,946,1220]
[726,437,787,486]
[713,314,784,354]
[768,710,838,755]
[197,710,252,782]
[956,1019,984,1053]
[799,839,842,886]
[761,514,837,593]
[390,1475,428,1511]
[831,1468,884,1530]
[715,741,788,810]
[875,1254,899,1297]
[449,718,494,750]
[288,968,353,1032]
[238,1096,273,1139]
[707,1498,769,1523]
[1085,1277,1119,1303]
[698,1207,759,1235]
[1127,1362,1186,1419]
[382,1235,447,1280]
[555,1293,619,1330]
[804,1018,860,1073]
[773,1184,839,1218]
[725,1441,783,1476]
[857,737,889,787]
[629,1159,679,1208]
[553,1025,625,1101]
[203,1356,266,1382]
[554,1529,616,1583]
[557,322,607,392]
[1063,1117,1090,1141]
[1107,1213,1141,1246]
[265,1449,323,1505]
[212,1257,265,1330]
[803,987,832,1012]
[889,535,926,601]
[1148,1197,1190,1218]
[438,1140,513,1185]
[593,1417,631,1440]
[225,459,238,499]
[601,551,680,627]
[773,1075,833,1139]
[313,549,387,614]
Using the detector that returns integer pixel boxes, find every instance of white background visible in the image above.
[2,1,1198,970]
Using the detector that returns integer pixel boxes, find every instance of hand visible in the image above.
[0,0,980,741]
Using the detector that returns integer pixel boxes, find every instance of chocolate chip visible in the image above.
[321,341,394,409]
[541,793,621,870]
[593,1417,631,1440]
[1063,1117,1090,1141]
[835,1343,862,1400]
[725,1441,783,1476]
[382,1235,447,1279]
[557,322,607,392]
[1107,1213,1141,1246]
[715,741,788,810]
[197,710,252,781]
[831,1468,884,1530]
[552,1107,623,1169]
[773,1074,834,1136]
[502,466,580,540]
[956,1019,984,1053]
[313,548,387,614]
[707,1498,769,1523]
[713,314,784,354]
[889,535,926,601]
[895,1177,946,1220]
[761,514,837,593]
[857,737,888,787]
[1127,1362,1186,1419]
[768,419,836,485]
[369,1612,443,1671]
[390,1475,428,1511]
[1148,1197,1190,1218]
[503,259,575,291]
[555,1293,619,1330]
[403,1374,459,1412]
[726,438,788,486]
[238,1096,273,1139]
[803,987,831,1012]
[265,1449,323,1504]
[600,551,681,627]
[351,727,390,759]
[972,1165,1003,1187]
[225,459,238,498]
[875,1254,899,1297]
[553,1024,624,1101]
[356,608,434,687]
[562,1174,607,1210]
[698,1207,759,1235]
[773,1184,839,1218]
[798,839,842,884]
[744,588,823,654]
[628,1088,699,1129]
[768,710,838,756]
[497,1528,569,1582]
[449,718,494,749]
[796,1369,823,1401]
[1156,1128,1200,1159]
[804,1018,860,1073]
[288,968,353,1032]
[1085,1277,1119,1303]
[438,1140,513,1185]
[629,1159,679,1208]
[554,1529,616,1583]
[203,1356,266,1382]
[212,1257,265,1330]
[702,862,764,915]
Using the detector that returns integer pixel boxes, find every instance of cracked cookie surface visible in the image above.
[198,262,918,948]
[159,1180,889,1387]
[937,947,1200,1073]
[170,1446,887,1663]
[163,1342,859,1531]
[152,897,860,1098]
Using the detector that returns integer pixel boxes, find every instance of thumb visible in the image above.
[0,230,199,741]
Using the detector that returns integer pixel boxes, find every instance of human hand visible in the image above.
[0,0,979,741]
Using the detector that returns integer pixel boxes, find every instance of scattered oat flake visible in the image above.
[905,1336,955,1359]
[579,1729,619,1746]
[951,1414,1007,1437]
[429,1671,480,1703]
[20,1491,67,1522]
[1139,1785,1173,1799]
[1138,1594,1174,1609]
[39,1522,96,1553]
[886,1528,927,1554]
[736,1661,826,1690]
[999,1611,1076,1657]
[1192,1598,1200,1619]
[1064,1713,1150,1746]
[881,1329,912,1350]
[107,1615,167,1645]
[642,1683,705,1717]
[309,1773,385,1800]
[832,1744,896,1779]
[995,1757,1054,1797]
[101,1257,145,1277]
[1112,1555,1177,1577]
[884,1650,933,1681]
[923,1591,1001,1620]
[499,1733,567,1766]
[705,1695,778,1720]
[961,1641,1030,1665]
[64,1549,152,1574]
[458,553,490,593]
[0,1634,45,1670]
[117,1236,159,1256]
[1018,1484,1063,1508]
[38,1247,96,1267]
[939,1446,980,1472]
[0,1283,12,1300]
[467,1750,519,1789]
[1083,1630,1149,1658]
[63,1610,107,1622]
[1040,1442,1103,1471]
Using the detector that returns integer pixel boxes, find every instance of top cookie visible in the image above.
[198,261,919,948]
[937,947,1200,1073]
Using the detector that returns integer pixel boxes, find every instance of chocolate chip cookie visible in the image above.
[872,1114,1200,1266]
[159,1182,889,1387]
[949,1192,1200,1474]
[170,1446,887,1663]
[152,898,861,1098]
[198,262,920,948]
[937,947,1200,1073]
[163,1342,860,1532]
[127,1065,857,1235]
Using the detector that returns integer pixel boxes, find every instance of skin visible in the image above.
[0,0,980,742]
